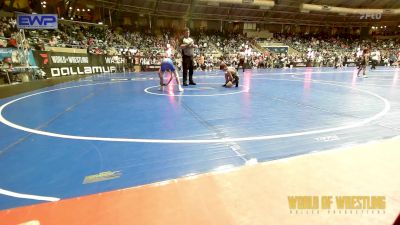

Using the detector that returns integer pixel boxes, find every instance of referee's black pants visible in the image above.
[182,55,194,84]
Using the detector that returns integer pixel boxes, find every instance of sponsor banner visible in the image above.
[0,48,37,66]
[105,56,126,64]
[17,14,58,29]
[50,55,89,64]
[0,48,15,61]
[33,51,125,77]
[27,50,38,67]
[265,46,289,54]
[49,66,117,77]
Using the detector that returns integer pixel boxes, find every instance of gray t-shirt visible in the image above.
[182,37,194,57]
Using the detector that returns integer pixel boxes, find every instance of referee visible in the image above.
[180,28,198,86]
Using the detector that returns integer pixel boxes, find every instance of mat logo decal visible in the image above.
[288,195,386,214]
[314,135,339,142]
[83,171,122,184]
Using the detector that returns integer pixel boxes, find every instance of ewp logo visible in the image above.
[17,14,58,29]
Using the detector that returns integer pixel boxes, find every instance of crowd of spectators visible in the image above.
[268,33,400,68]
[1,14,400,83]
[214,32,400,69]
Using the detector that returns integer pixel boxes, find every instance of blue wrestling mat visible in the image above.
[0,67,399,209]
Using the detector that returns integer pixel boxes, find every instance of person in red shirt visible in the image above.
[7,38,17,48]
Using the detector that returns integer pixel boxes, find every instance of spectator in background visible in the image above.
[370,49,379,70]
[0,28,5,47]
[165,43,173,58]
[1,57,16,83]
[48,36,58,47]
[7,33,17,48]
[237,49,246,72]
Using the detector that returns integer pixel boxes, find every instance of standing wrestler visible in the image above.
[180,28,198,86]
[237,49,246,72]
[357,49,369,78]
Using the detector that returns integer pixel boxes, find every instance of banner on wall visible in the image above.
[33,51,125,77]
[0,48,37,66]
[264,46,289,54]
[0,48,15,63]
[17,14,58,29]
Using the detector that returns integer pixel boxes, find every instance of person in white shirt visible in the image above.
[165,43,173,58]
[370,49,380,70]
